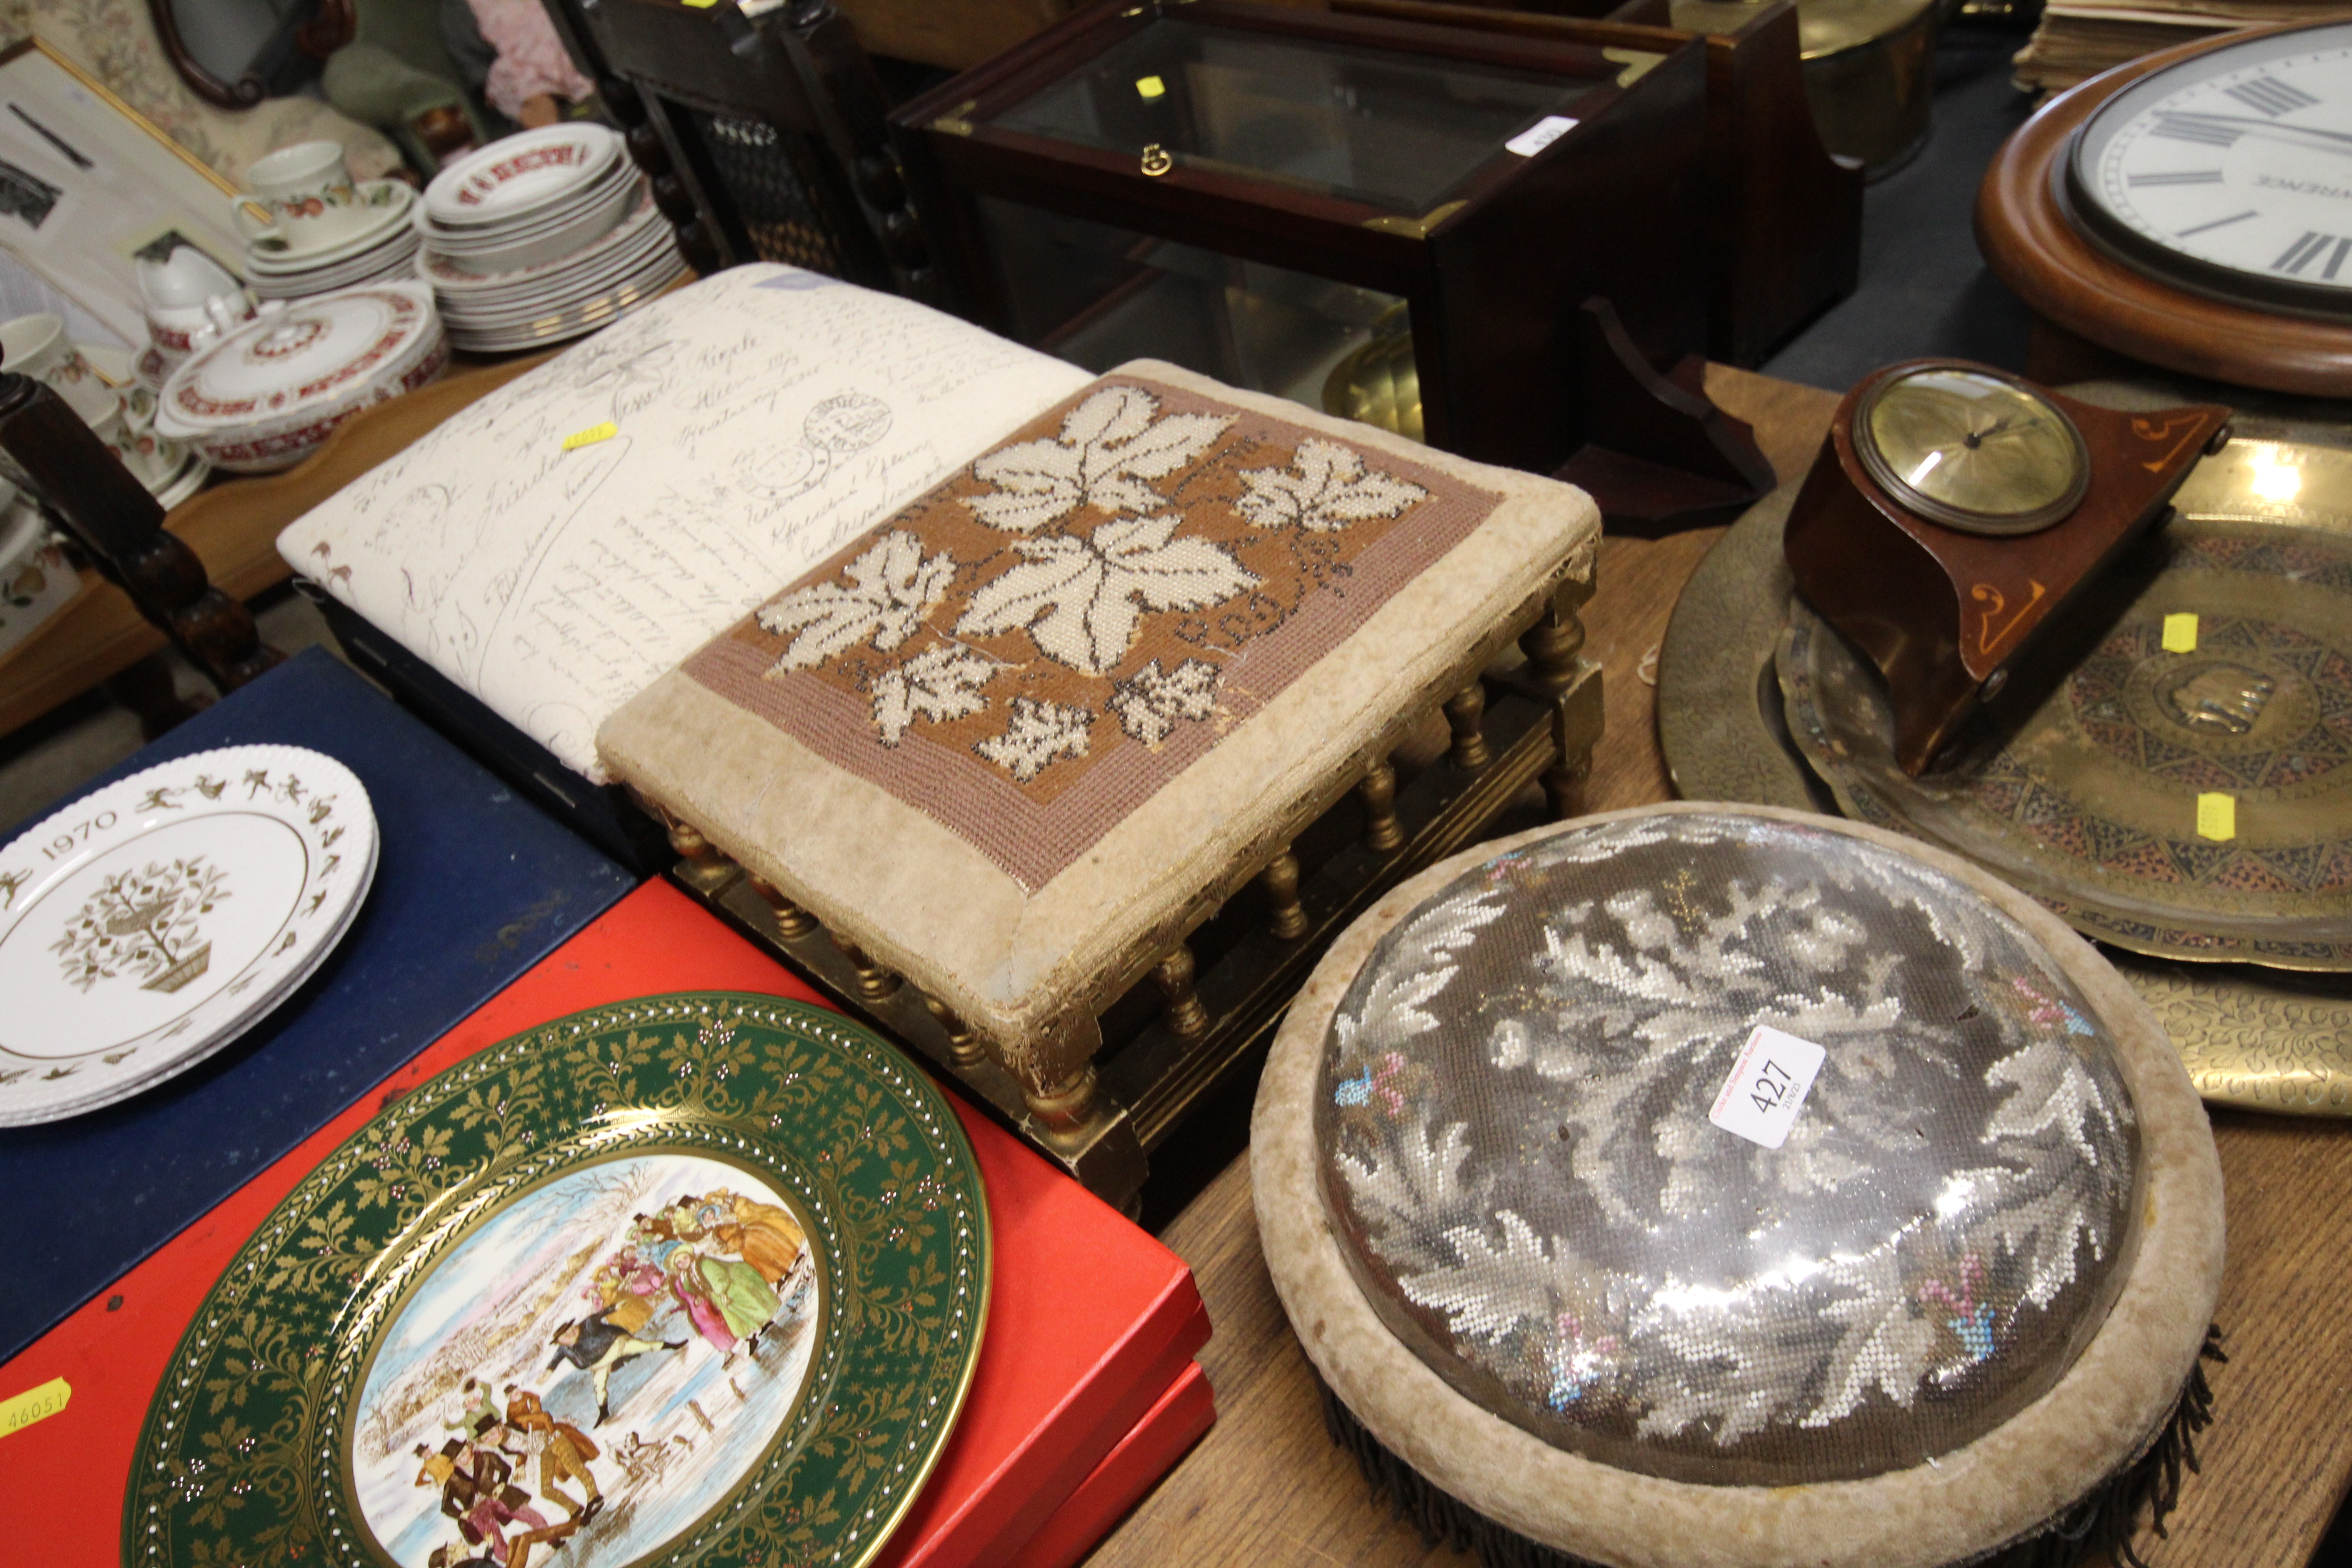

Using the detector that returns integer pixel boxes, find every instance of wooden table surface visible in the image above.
[1085,366,2352,1568]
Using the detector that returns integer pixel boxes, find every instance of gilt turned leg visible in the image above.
[1359,756,1405,854]
[1261,846,1308,940]
[1519,578,1605,821]
[1155,942,1210,1039]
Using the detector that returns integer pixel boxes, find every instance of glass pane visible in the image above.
[978,197,1424,441]
[982,16,1602,214]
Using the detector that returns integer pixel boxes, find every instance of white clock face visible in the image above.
[2068,23,2352,316]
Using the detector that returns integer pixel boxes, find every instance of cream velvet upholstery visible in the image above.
[277,265,1092,782]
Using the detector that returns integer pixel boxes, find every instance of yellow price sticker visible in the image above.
[2196,793,2236,843]
[2162,613,2199,654]
[0,1377,70,1441]
[1136,75,1166,100]
[562,421,619,451]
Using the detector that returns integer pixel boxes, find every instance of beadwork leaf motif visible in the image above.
[1107,657,1221,745]
[1320,817,2143,1471]
[756,530,956,673]
[1236,438,1429,533]
[955,516,1259,676]
[965,386,1234,533]
[975,696,1094,782]
[870,645,996,745]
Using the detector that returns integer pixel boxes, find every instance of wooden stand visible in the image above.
[0,374,279,696]
[1554,298,1776,535]
[0,355,546,743]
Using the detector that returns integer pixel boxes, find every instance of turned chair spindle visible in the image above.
[0,371,281,698]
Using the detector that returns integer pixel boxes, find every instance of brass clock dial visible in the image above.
[1854,365,2090,535]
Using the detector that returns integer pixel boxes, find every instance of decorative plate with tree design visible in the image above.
[123,993,989,1568]
[0,744,377,1124]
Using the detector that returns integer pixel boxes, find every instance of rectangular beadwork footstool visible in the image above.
[599,361,1603,1208]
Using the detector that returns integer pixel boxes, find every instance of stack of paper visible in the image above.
[2013,3,2346,93]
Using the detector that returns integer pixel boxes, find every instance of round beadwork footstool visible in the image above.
[1255,804,2224,1568]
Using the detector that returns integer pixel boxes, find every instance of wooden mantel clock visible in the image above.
[1783,360,2228,774]
[1978,20,2352,395]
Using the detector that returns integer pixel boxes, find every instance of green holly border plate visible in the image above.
[122,993,990,1568]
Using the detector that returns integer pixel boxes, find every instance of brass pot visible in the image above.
[1674,0,1944,176]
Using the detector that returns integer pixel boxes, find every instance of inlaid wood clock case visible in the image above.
[1784,363,2229,774]
[1977,23,2352,397]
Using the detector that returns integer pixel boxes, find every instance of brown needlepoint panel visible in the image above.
[1314,811,2146,1488]
[685,374,1501,890]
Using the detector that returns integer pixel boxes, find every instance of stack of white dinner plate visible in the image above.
[0,745,380,1126]
[246,181,423,302]
[414,124,688,352]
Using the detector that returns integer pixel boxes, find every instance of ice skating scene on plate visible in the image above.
[349,1152,823,1568]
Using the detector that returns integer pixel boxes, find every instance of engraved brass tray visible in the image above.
[125,994,989,1568]
[1661,410,2352,1112]
[1779,506,2352,970]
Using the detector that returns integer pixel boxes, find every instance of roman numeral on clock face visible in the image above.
[2275,231,2352,278]
[2152,113,2244,147]
[2225,76,2321,116]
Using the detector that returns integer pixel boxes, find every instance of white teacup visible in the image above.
[147,293,255,374]
[231,140,373,255]
[137,244,241,311]
[0,313,118,425]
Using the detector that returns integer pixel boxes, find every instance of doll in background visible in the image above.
[442,0,597,132]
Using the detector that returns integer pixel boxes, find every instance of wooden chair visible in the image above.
[543,0,934,296]
[0,373,280,702]
[0,358,544,746]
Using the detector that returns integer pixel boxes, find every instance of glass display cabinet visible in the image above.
[891,0,1710,475]
[1337,0,1863,368]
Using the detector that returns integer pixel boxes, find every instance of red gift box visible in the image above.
[0,881,1210,1564]
[1013,1362,1215,1568]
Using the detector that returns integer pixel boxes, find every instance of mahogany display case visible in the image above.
[1339,0,1862,368]
[889,0,1710,476]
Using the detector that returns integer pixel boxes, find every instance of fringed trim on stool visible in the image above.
[1317,1371,1607,1568]
[1313,1326,2226,1568]
[1975,1325,2227,1568]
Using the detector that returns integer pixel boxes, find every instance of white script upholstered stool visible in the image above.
[275,263,1091,862]
[1256,803,2226,1568]
[598,363,1605,1206]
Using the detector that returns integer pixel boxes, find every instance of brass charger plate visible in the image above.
[1660,412,2352,1112]
[125,993,990,1568]
[1779,519,2352,970]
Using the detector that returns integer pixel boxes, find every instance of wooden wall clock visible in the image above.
[1978,20,2352,397]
